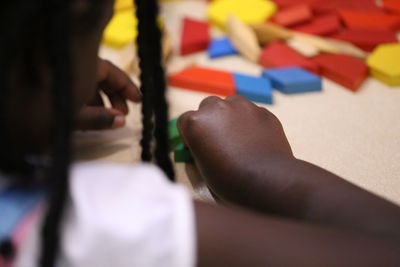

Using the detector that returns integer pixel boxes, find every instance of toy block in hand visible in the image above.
[367,44,400,86]
[233,73,273,104]
[263,67,322,94]
[260,41,319,74]
[169,117,182,151]
[313,54,368,92]
[180,17,210,56]
[291,13,341,36]
[168,67,236,96]
[208,37,238,58]
[331,28,398,52]
[174,143,194,163]
[339,10,400,31]
[271,4,313,27]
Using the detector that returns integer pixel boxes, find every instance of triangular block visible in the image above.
[260,41,319,74]
[208,37,238,58]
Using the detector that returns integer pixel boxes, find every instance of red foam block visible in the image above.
[331,28,398,52]
[310,0,381,14]
[260,41,319,74]
[383,0,400,14]
[180,17,210,56]
[270,0,318,9]
[291,13,342,36]
[339,10,400,31]
[271,4,313,27]
[168,67,236,96]
[313,54,369,92]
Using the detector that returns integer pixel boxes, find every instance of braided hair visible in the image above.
[1,0,175,266]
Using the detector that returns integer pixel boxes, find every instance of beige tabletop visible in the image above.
[74,1,400,205]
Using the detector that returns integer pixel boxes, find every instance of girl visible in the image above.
[1,0,400,267]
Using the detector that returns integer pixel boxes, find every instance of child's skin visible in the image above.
[5,1,400,266]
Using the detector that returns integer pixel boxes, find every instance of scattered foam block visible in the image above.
[339,10,400,31]
[383,0,400,14]
[260,41,319,74]
[168,67,236,96]
[310,0,381,13]
[331,28,398,52]
[313,54,369,91]
[291,14,341,36]
[271,4,313,27]
[208,37,238,58]
[226,15,261,62]
[208,0,277,30]
[169,118,182,151]
[367,44,400,86]
[174,143,194,163]
[180,18,210,56]
[263,67,322,94]
[102,9,138,49]
[233,73,273,104]
[272,0,318,9]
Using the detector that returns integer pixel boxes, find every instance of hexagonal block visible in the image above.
[367,44,400,87]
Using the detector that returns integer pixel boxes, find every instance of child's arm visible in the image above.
[194,201,400,267]
[178,95,400,239]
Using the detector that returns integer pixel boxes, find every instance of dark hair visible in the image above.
[0,0,175,266]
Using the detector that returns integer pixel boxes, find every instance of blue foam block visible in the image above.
[233,73,273,104]
[208,37,238,59]
[262,67,322,94]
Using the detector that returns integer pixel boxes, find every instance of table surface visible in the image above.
[75,1,400,205]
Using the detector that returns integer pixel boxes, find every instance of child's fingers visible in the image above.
[75,106,126,131]
[98,59,142,103]
[177,110,197,147]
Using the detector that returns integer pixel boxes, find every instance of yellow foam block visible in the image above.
[103,8,138,49]
[367,43,400,87]
[114,0,133,12]
[208,0,277,30]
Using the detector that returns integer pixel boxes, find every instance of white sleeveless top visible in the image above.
[13,162,196,267]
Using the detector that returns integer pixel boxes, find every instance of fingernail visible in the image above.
[112,115,126,129]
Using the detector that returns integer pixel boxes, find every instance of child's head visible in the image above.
[0,1,114,172]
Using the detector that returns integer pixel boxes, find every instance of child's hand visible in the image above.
[75,59,141,130]
[178,95,294,201]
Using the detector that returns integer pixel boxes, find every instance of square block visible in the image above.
[233,73,273,104]
[262,67,322,94]
[168,67,236,96]
[180,17,210,56]
[208,37,238,58]
[174,143,194,163]
[169,118,182,151]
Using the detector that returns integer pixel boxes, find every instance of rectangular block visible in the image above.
[168,67,236,96]
[260,41,319,74]
[233,73,273,104]
[263,67,322,94]
[208,37,238,58]
[180,17,210,56]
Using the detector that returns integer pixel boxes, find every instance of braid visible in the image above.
[39,1,72,266]
[135,0,175,181]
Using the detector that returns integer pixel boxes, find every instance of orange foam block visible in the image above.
[260,41,319,74]
[168,67,236,96]
[313,54,369,91]
[291,13,341,36]
[331,28,398,52]
[180,18,210,56]
[271,5,313,27]
[339,10,400,31]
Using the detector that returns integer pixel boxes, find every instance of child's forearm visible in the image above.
[213,156,400,239]
[195,201,400,267]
